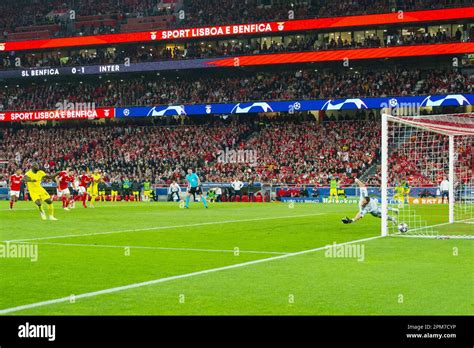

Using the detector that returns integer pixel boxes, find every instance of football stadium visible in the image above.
[0,0,473,344]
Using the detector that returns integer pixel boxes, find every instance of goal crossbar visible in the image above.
[386,114,474,136]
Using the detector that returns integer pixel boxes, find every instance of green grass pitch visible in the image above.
[0,201,472,315]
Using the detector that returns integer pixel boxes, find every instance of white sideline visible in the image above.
[4,213,326,243]
[16,241,290,255]
[0,235,383,315]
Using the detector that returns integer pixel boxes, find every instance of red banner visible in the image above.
[0,7,472,52]
[208,42,474,67]
[0,108,115,122]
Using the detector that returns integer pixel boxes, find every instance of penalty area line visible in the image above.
[0,234,383,315]
[16,241,291,255]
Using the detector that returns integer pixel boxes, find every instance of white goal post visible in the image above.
[381,113,474,238]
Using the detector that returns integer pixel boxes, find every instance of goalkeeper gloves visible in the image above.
[341,217,353,224]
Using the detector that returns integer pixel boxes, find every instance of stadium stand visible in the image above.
[0,0,469,40]
[0,67,470,111]
[0,26,468,70]
[0,119,380,186]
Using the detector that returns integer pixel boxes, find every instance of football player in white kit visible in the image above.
[342,178,398,224]
[342,196,399,224]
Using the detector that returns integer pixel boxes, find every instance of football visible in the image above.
[398,223,409,233]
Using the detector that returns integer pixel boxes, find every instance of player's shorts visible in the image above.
[111,190,118,196]
[57,188,70,197]
[329,188,338,196]
[196,187,203,195]
[78,186,87,195]
[132,191,139,196]
[441,190,449,198]
[143,190,151,197]
[88,185,99,196]
[29,187,51,202]
[99,191,105,196]
[9,190,20,198]
[188,186,199,195]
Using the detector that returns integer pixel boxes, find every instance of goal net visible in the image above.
[381,113,474,239]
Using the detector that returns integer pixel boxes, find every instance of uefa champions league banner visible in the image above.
[1,93,473,123]
[115,94,474,118]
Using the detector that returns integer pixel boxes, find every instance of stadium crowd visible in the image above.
[0,0,469,39]
[364,132,473,188]
[0,119,380,186]
[1,116,470,190]
[179,0,470,27]
[0,120,254,185]
[0,68,471,111]
[212,120,380,185]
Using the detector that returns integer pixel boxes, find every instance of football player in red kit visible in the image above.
[78,171,93,208]
[56,168,75,211]
[9,169,23,209]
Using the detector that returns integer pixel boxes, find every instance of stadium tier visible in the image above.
[0,66,471,111]
[0,0,470,40]
[0,118,381,185]
[0,26,468,70]
[0,116,471,188]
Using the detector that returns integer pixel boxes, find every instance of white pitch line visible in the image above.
[0,234,383,315]
[15,241,290,255]
[0,204,163,212]
[391,234,474,239]
[4,213,326,243]
[396,218,474,234]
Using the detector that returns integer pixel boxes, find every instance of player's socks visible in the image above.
[39,205,47,220]
[185,196,190,208]
[47,203,55,219]
[64,198,70,210]
[201,197,208,208]
[9,200,13,209]
[82,194,87,207]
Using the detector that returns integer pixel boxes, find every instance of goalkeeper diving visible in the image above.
[342,178,398,224]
